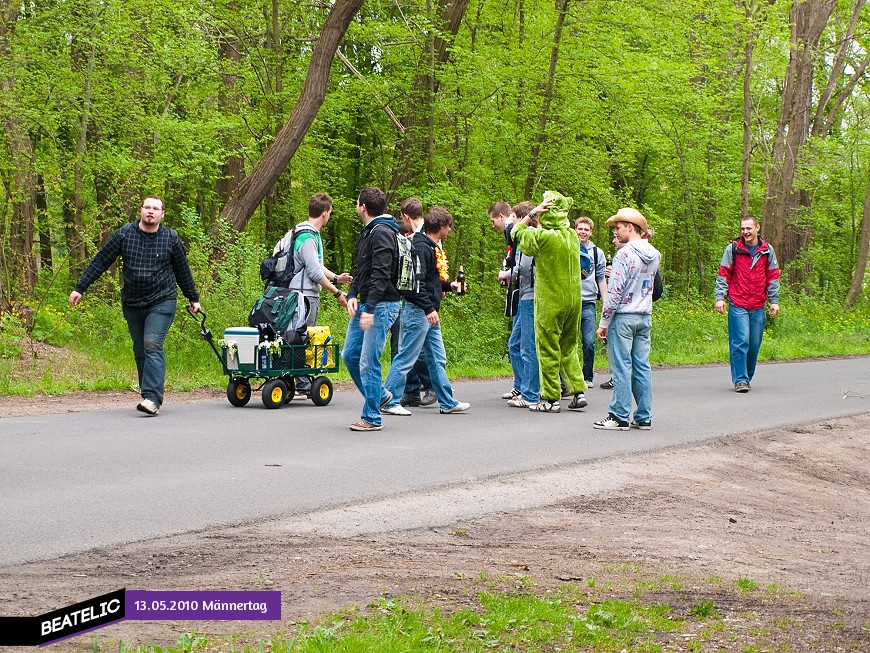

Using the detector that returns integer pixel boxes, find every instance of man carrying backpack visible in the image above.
[575,216,608,389]
[715,215,780,393]
[343,187,402,432]
[271,193,351,398]
[380,206,470,416]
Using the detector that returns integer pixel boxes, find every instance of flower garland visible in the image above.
[435,244,450,282]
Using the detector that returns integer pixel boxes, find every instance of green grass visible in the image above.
[86,570,859,653]
[3,288,870,396]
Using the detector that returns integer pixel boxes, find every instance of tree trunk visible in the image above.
[388,0,471,196]
[0,0,37,296]
[844,166,870,308]
[523,0,571,200]
[220,0,364,231]
[762,0,835,278]
[214,30,244,219]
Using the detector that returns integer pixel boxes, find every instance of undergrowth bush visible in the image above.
[2,221,869,397]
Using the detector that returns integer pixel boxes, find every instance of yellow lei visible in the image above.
[435,244,450,281]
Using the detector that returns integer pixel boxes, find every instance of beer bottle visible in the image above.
[457,265,467,295]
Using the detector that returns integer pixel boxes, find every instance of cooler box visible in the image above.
[306,326,334,368]
[223,327,260,371]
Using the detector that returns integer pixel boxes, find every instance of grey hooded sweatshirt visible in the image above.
[599,239,661,329]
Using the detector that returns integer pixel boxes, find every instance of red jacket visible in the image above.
[715,238,780,310]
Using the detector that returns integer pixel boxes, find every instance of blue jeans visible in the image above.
[606,312,652,423]
[508,313,522,391]
[342,301,401,425]
[122,298,177,406]
[512,299,540,402]
[383,303,459,411]
[580,301,597,383]
[728,304,766,385]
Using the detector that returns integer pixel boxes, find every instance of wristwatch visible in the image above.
[332,273,339,283]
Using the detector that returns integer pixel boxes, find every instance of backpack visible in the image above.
[248,286,309,343]
[395,232,422,294]
[259,226,317,290]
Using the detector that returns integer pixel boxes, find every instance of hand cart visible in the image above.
[191,309,342,409]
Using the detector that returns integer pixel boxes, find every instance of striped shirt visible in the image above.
[74,221,199,308]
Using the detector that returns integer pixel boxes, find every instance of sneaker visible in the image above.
[593,414,629,430]
[440,402,470,414]
[600,379,614,389]
[379,391,394,409]
[400,394,422,407]
[734,382,750,393]
[293,392,310,401]
[420,390,438,406]
[585,380,595,389]
[531,400,560,413]
[630,419,651,430]
[501,387,521,400]
[507,397,533,408]
[136,399,159,415]
[382,405,412,416]
[568,393,588,410]
[349,421,382,431]
[560,388,573,399]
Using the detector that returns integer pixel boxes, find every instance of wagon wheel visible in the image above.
[262,379,288,409]
[281,375,296,403]
[226,379,251,407]
[310,376,333,406]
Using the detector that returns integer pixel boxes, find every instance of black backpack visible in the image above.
[259,225,317,290]
[248,286,309,343]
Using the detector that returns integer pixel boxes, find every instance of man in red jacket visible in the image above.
[715,216,780,393]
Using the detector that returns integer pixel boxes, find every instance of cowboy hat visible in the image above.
[605,207,649,234]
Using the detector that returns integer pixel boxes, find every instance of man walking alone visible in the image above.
[715,215,780,392]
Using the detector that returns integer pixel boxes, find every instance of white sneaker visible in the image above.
[382,405,412,416]
[136,399,159,415]
[531,400,560,413]
[441,402,470,414]
[501,387,520,400]
[507,397,532,408]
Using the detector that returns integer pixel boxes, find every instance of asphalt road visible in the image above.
[1,357,868,567]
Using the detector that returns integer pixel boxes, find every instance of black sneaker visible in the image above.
[593,413,629,431]
[630,419,651,430]
[600,379,614,389]
[734,382,750,393]
[420,390,438,406]
[568,393,588,410]
[400,395,422,407]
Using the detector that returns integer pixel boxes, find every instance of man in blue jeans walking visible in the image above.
[595,208,660,431]
[343,187,402,432]
[69,196,201,416]
[380,206,470,417]
[715,216,780,392]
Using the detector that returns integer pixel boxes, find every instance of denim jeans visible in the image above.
[508,313,522,391]
[122,298,177,406]
[580,301,597,383]
[606,312,652,423]
[383,303,459,411]
[512,299,540,402]
[342,301,401,425]
[727,304,766,385]
[389,303,432,398]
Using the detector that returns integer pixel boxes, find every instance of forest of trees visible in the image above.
[2,0,870,324]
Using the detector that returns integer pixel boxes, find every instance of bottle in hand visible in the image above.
[457,265,467,295]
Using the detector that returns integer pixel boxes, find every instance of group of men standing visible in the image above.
[68,190,779,424]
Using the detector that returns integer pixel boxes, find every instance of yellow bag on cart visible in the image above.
[305,326,334,368]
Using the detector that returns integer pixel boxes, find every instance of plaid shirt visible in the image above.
[75,221,199,308]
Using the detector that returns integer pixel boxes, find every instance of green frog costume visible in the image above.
[512,191,587,403]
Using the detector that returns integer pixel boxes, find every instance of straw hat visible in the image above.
[605,207,649,234]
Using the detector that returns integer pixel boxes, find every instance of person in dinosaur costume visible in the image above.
[511,191,588,413]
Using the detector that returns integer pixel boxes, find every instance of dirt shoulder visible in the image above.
[0,394,867,651]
